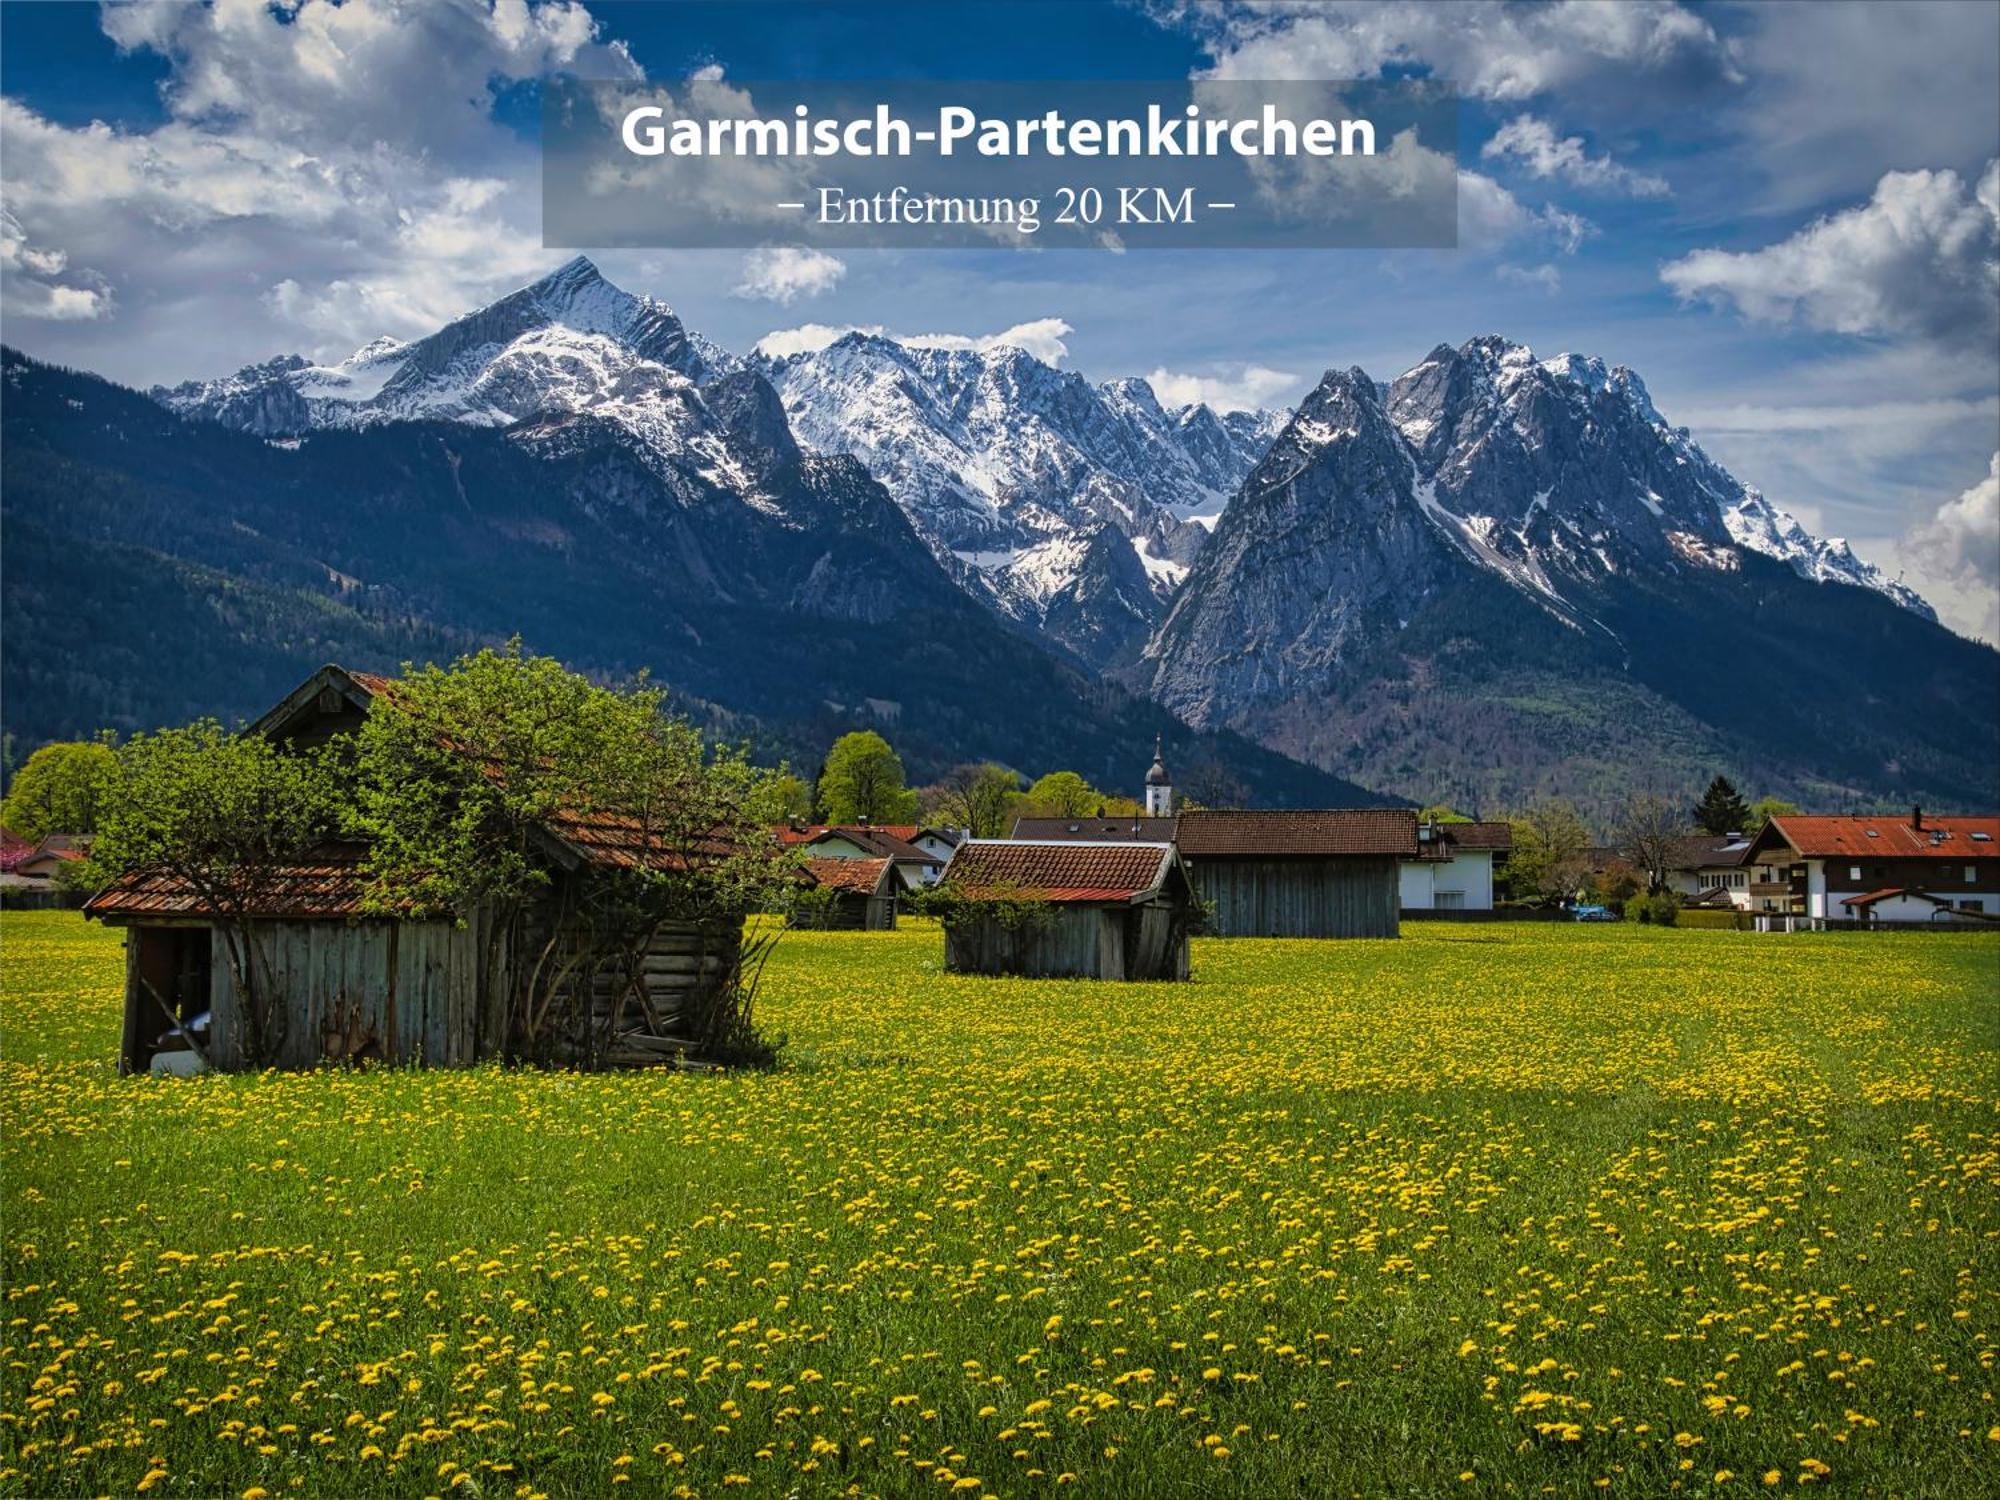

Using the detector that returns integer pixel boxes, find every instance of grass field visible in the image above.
[2,911,1995,1498]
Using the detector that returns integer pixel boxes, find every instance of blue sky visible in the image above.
[2,1,1995,636]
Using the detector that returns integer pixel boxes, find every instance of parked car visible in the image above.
[1572,904,1618,922]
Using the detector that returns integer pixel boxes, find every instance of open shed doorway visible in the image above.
[121,927,213,1075]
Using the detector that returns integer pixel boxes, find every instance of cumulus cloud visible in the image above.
[1661,159,2000,347]
[1482,116,1670,197]
[0,1,638,382]
[755,318,1076,365]
[731,247,846,305]
[0,208,109,320]
[1145,363,1300,412]
[1902,453,2000,641]
[1181,0,1740,101]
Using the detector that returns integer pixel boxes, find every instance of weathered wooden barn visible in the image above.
[1174,809,1418,938]
[936,840,1196,981]
[795,856,898,930]
[85,665,747,1075]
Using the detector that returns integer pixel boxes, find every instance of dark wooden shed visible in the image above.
[85,665,747,1075]
[795,856,898,930]
[1175,809,1418,939]
[936,840,1196,981]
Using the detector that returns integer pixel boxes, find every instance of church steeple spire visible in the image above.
[1144,735,1173,816]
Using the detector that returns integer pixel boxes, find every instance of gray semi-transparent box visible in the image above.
[543,78,1458,250]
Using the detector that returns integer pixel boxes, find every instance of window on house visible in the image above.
[1967,865,1978,882]
[1436,891,1464,910]
[1962,900,1985,912]
[1849,865,1862,880]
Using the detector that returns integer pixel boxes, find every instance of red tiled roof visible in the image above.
[1764,814,2000,860]
[802,856,891,894]
[84,844,374,920]
[1176,808,1421,858]
[942,840,1175,904]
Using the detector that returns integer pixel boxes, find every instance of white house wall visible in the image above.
[1399,851,1494,911]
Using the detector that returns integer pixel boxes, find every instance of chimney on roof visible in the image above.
[1911,804,1923,830]
[859,813,871,828]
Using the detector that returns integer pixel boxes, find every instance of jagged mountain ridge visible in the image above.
[1141,338,1993,816]
[6,346,1370,810]
[157,259,1283,669]
[759,333,1280,663]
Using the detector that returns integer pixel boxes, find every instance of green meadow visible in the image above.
[3,910,1995,1498]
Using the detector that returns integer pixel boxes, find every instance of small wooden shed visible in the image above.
[84,665,746,1075]
[1175,809,1417,939]
[796,856,898,930]
[936,839,1196,981]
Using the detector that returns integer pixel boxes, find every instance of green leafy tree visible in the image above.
[1,737,118,841]
[1692,775,1752,835]
[1505,799,1592,904]
[931,762,1022,837]
[351,645,796,1064]
[749,771,814,824]
[80,722,344,1065]
[1021,770,1101,818]
[1748,795,1799,832]
[816,731,918,824]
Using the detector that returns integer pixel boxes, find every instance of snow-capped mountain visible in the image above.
[1141,337,1987,815]
[758,333,1279,663]
[158,256,741,436]
[1719,489,1933,617]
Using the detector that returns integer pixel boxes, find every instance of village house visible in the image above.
[1011,815,1181,842]
[1661,832,1757,908]
[85,665,752,1076]
[776,822,950,887]
[1742,809,2000,924]
[795,856,898,930]
[936,839,1197,981]
[0,831,90,906]
[1399,821,1513,914]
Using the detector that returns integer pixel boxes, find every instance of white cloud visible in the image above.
[731,247,846,305]
[1457,171,1591,255]
[0,208,109,320]
[1482,116,1669,197]
[754,322,885,358]
[1496,262,1563,294]
[1900,453,2000,642]
[1661,159,2000,347]
[755,317,1076,366]
[1145,363,1300,412]
[903,318,1074,365]
[1183,0,1740,101]
[0,1,638,382]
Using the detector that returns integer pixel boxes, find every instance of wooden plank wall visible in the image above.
[944,908,1111,979]
[206,917,503,1069]
[1193,857,1400,939]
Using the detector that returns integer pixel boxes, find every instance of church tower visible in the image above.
[1144,735,1173,816]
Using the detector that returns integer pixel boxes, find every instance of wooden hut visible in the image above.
[796,856,898,930]
[85,665,746,1075]
[1174,809,1418,938]
[936,840,1196,981]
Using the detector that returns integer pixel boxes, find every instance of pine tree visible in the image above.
[1691,775,1751,835]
